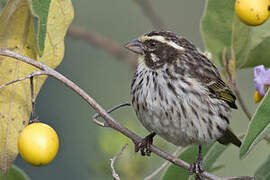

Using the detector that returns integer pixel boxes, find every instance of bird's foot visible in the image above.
[135,132,156,156]
[189,158,204,180]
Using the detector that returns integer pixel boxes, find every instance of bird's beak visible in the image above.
[125,39,144,55]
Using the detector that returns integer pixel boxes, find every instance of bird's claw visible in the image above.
[189,159,204,180]
[134,132,156,156]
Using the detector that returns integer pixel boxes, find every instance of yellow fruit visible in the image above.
[235,0,270,26]
[18,122,59,166]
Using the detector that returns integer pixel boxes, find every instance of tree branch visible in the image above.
[133,0,165,29]
[0,49,253,180]
[67,25,137,68]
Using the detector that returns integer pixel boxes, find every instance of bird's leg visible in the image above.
[135,132,156,156]
[189,145,204,180]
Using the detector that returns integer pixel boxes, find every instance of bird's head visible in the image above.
[125,31,196,70]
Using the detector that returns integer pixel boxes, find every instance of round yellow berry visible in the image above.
[18,122,59,166]
[235,0,270,26]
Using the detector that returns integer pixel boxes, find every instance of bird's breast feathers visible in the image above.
[131,65,231,146]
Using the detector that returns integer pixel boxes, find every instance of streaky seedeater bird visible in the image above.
[125,31,241,179]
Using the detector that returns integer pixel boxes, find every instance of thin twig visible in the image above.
[67,25,137,68]
[92,102,131,127]
[30,77,35,120]
[110,144,128,180]
[133,0,165,29]
[222,47,252,120]
[29,76,39,123]
[93,102,131,119]
[232,86,252,120]
[0,71,47,89]
[92,116,108,127]
[0,49,254,180]
[144,146,183,180]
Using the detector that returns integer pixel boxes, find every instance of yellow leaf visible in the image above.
[0,0,73,173]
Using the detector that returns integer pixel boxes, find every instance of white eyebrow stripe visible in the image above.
[139,35,185,51]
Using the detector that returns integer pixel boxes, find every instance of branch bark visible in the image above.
[0,49,254,180]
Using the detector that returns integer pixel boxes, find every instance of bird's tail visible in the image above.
[218,127,241,147]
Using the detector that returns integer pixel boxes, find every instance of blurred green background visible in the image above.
[14,0,268,179]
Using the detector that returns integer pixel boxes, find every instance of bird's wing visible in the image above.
[192,54,238,109]
[206,78,237,109]
[194,56,241,147]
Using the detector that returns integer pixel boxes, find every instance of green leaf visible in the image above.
[200,0,270,69]
[0,165,30,180]
[199,143,227,170]
[244,36,270,68]
[243,17,270,68]
[240,90,270,158]
[254,155,270,180]
[200,0,250,68]
[162,142,228,180]
[27,0,51,55]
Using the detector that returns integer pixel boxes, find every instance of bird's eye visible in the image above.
[149,41,157,47]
